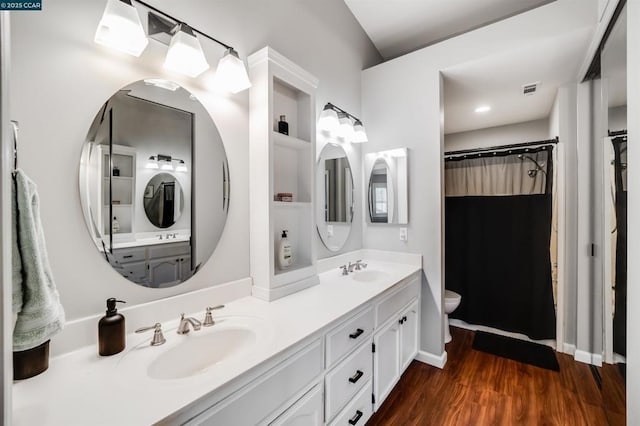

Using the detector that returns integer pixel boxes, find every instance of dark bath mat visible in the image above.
[472,331,560,371]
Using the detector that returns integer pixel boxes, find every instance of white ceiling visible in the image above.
[443,25,594,134]
[344,0,555,59]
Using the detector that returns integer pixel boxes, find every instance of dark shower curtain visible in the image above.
[612,137,627,356]
[445,146,556,340]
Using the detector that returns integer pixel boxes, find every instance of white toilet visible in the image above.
[444,290,462,343]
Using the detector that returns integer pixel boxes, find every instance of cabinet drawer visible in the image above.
[325,340,373,421]
[112,247,146,264]
[326,307,374,367]
[376,277,419,327]
[328,379,373,426]
[148,242,190,259]
[187,339,323,426]
[118,261,147,282]
[270,384,323,426]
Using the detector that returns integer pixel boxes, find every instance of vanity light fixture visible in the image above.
[145,156,159,169]
[214,48,252,94]
[175,160,188,173]
[95,0,252,92]
[95,0,148,57]
[318,103,368,143]
[164,23,210,78]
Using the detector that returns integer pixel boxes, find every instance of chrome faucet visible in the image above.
[135,323,166,346]
[203,305,225,327]
[339,265,349,275]
[156,234,163,240]
[348,261,357,273]
[177,313,202,334]
[354,260,367,271]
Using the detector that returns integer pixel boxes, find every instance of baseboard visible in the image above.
[562,343,576,355]
[415,350,447,369]
[574,349,603,366]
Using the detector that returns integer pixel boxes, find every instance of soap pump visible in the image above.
[277,230,293,270]
[98,298,126,356]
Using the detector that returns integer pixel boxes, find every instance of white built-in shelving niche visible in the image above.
[248,46,319,301]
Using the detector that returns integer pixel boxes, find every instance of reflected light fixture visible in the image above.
[175,160,188,172]
[164,23,210,78]
[145,156,159,169]
[95,0,148,57]
[352,120,368,143]
[475,105,491,113]
[318,103,340,134]
[318,102,367,143]
[214,48,252,94]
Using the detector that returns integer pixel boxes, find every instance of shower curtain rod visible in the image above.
[444,137,558,160]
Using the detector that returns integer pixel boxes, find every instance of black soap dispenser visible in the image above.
[98,298,126,356]
[278,115,289,135]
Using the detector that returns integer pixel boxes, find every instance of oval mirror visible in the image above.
[79,79,230,289]
[316,143,354,251]
[143,173,185,228]
[368,158,395,223]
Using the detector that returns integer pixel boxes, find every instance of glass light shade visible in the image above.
[164,25,210,78]
[94,0,148,57]
[337,113,355,141]
[145,156,159,169]
[352,121,368,143]
[318,106,339,134]
[175,161,188,172]
[160,160,174,171]
[214,48,252,94]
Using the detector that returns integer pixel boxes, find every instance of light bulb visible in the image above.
[352,120,368,143]
[318,104,339,134]
[337,113,354,141]
[214,48,252,94]
[175,160,188,172]
[164,24,210,78]
[95,0,148,57]
[145,156,159,169]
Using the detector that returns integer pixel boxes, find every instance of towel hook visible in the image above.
[11,120,19,175]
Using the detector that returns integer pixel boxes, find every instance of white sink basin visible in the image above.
[350,270,390,282]
[148,327,257,380]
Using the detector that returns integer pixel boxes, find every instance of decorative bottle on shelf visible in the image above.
[112,217,120,234]
[278,115,289,135]
[278,230,293,270]
[112,166,120,176]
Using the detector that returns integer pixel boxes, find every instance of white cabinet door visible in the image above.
[400,300,419,371]
[270,385,323,426]
[180,255,192,281]
[148,257,180,287]
[372,319,400,411]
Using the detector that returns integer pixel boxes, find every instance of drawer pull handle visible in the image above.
[349,410,363,425]
[123,255,133,259]
[349,370,364,384]
[349,328,364,339]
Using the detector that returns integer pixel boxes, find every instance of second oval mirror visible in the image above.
[316,143,354,251]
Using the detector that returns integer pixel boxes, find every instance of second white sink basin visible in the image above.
[350,270,390,282]
[148,327,257,380]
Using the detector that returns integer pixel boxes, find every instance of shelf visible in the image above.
[274,261,314,277]
[105,176,134,180]
[111,204,133,207]
[272,131,311,150]
[273,201,311,208]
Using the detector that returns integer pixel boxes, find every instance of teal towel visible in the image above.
[12,169,65,352]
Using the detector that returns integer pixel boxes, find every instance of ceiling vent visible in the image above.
[522,82,540,96]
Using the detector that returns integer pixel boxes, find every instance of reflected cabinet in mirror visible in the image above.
[79,80,230,289]
[366,148,409,224]
[316,143,354,251]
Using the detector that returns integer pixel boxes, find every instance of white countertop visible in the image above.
[13,259,421,425]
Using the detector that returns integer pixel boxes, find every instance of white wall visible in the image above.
[9,0,380,320]
[444,118,550,151]
[626,0,639,420]
[608,105,627,131]
[362,1,595,356]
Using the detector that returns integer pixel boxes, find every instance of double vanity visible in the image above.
[12,254,421,425]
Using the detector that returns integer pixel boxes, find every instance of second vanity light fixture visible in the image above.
[146,155,188,172]
[318,103,368,143]
[95,0,251,93]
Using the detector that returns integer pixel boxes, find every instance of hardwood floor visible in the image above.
[367,327,626,425]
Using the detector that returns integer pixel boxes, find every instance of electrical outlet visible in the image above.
[399,227,408,241]
[327,224,334,237]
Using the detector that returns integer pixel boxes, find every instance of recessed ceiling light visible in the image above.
[475,105,491,113]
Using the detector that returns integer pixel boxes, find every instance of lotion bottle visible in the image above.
[112,216,120,234]
[98,298,126,356]
[278,230,293,270]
